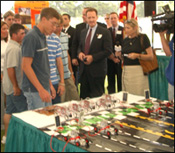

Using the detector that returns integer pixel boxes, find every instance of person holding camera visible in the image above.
[159,31,174,100]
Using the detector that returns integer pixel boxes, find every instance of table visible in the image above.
[5,92,174,152]
[5,115,87,152]
[149,55,171,100]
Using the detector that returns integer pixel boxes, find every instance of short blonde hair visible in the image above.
[3,11,14,19]
[125,19,139,34]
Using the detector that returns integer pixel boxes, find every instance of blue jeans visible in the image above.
[24,88,51,110]
[6,91,27,114]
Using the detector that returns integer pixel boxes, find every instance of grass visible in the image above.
[1,129,5,152]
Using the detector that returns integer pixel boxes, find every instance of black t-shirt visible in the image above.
[122,34,151,65]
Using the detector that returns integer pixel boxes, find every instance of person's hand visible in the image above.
[78,52,86,62]
[128,53,138,60]
[159,30,168,37]
[13,86,21,96]
[50,84,56,99]
[84,55,93,65]
[112,57,120,63]
[57,84,65,96]
[72,59,79,66]
[115,51,121,58]
[39,88,52,103]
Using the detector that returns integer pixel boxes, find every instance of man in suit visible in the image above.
[78,8,112,99]
[107,12,124,94]
[62,14,75,58]
[71,7,107,86]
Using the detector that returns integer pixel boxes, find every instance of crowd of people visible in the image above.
[1,7,174,145]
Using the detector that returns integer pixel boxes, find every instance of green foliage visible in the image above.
[49,1,119,17]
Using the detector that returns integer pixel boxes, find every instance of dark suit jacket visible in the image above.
[71,22,107,59]
[108,26,124,53]
[63,26,75,58]
[78,25,112,78]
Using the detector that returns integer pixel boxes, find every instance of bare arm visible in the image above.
[7,67,21,96]
[22,57,51,102]
[128,46,154,61]
[56,56,65,96]
[67,51,75,82]
[159,31,172,56]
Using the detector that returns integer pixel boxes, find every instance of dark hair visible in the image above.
[110,12,119,17]
[62,13,71,20]
[40,7,61,21]
[9,23,25,37]
[84,7,91,10]
[3,11,14,19]
[1,21,9,42]
[86,8,98,16]
[14,13,21,19]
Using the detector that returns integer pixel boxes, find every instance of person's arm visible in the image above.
[49,80,56,100]
[7,67,21,96]
[56,56,65,96]
[71,28,79,66]
[128,46,154,61]
[22,57,52,102]
[159,31,172,56]
[67,51,75,82]
[108,53,120,63]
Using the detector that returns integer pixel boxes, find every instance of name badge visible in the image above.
[116,30,122,35]
[97,34,102,39]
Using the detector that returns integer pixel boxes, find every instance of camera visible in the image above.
[152,4,174,33]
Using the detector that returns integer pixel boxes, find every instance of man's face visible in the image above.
[62,15,70,27]
[5,15,14,27]
[86,11,98,28]
[15,29,25,44]
[14,18,22,24]
[55,23,63,35]
[110,14,118,27]
[43,17,59,35]
[82,9,87,23]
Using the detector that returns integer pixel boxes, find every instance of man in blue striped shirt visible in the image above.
[54,18,80,102]
[46,33,65,104]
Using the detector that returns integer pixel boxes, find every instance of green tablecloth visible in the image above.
[5,115,88,152]
[149,55,171,100]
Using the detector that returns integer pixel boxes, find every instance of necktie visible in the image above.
[62,29,66,33]
[84,29,92,55]
[112,28,116,43]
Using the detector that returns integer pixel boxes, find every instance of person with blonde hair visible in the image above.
[3,11,14,27]
[121,19,153,96]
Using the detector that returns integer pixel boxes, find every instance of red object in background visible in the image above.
[119,1,137,23]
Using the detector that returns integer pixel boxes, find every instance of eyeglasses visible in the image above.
[125,20,132,23]
[49,20,59,27]
[125,19,137,25]
[7,18,14,21]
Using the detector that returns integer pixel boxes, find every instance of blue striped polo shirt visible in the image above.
[46,33,62,85]
[58,32,71,80]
